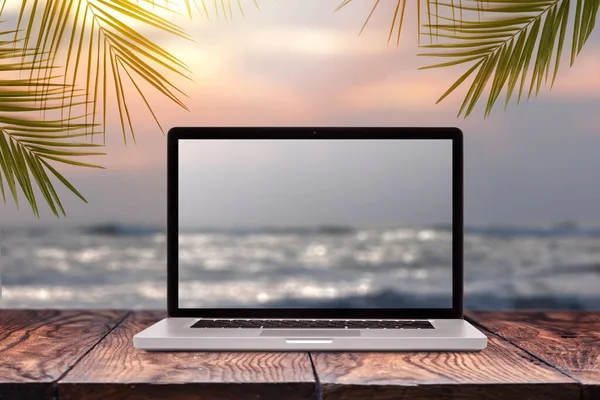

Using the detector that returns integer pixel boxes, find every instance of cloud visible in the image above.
[334,42,600,116]
[339,74,453,112]
[244,27,398,56]
[3,0,600,226]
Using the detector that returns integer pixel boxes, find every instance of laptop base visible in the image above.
[134,318,487,351]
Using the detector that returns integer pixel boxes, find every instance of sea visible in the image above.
[2,223,600,309]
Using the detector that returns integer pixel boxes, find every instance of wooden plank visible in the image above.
[469,311,600,400]
[0,309,127,400]
[58,310,317,400]
[312,335,579,400]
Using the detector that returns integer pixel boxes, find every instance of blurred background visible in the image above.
[1,0,599,309]
[177,139,454,309]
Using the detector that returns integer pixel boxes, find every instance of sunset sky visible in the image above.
[1,0,599,227]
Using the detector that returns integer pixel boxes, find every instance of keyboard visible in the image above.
[191,319,434,329]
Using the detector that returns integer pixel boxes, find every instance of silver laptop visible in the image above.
[134,127,487,351]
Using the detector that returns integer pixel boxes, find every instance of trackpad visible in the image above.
[260,330,361,337]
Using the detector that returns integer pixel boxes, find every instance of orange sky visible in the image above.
[1,0,600,225]
[93,0,599,170]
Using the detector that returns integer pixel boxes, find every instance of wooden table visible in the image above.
[1,310,598,400]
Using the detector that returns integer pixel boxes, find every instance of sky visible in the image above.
[1,0,599,227]
[179,139,452,228]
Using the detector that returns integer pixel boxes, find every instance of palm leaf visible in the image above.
[3,0,193,142]
[189,0,260,19]
[420,0,599,117]
[0,30,103,217]
[0,1,260,218]
[336,0,451,46]
[107,1,258,20]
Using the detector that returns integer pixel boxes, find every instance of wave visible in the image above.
[82,224,165,236]
[181,224,600,238]
[261,289,600,310]
[180,225,356,236]
[465,225,600,238]
[7,222,600,239]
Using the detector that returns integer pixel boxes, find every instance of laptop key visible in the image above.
[191,319,434,329]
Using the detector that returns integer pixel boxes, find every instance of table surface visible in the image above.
[1,310,598,400]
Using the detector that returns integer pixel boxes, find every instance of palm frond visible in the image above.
[192,0,260,19]
[0,31,103,217]
[5,0,192,142]
[0,1,260,218]
[420,0,599,117]
[336,0,459,46]
[130,0,259,20]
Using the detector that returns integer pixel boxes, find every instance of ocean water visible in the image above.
[2,224,600,309]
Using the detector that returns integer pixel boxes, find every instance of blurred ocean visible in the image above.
[2,224,600,310]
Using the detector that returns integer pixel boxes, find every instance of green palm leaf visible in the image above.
[336,0,447,45]
[0,1,259,217]
[6,0,192,142]
[421,0,599,117]
[0,30,103,217]
[340,0,598,117]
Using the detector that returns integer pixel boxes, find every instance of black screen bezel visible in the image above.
[168,127,463,319]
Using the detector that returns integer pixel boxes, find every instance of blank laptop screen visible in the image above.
[178,139,453,308]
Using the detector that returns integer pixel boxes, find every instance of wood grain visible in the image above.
[58,310,317,400]
[0,309,127,400]
[469,311,600,400]
[311,334,579,400]
[3,310,596,399]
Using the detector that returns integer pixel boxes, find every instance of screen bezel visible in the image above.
[168,127,463,319]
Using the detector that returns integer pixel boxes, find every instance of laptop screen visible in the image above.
[178,139,453,309]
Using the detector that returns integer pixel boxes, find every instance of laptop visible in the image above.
[134,127,487,351]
